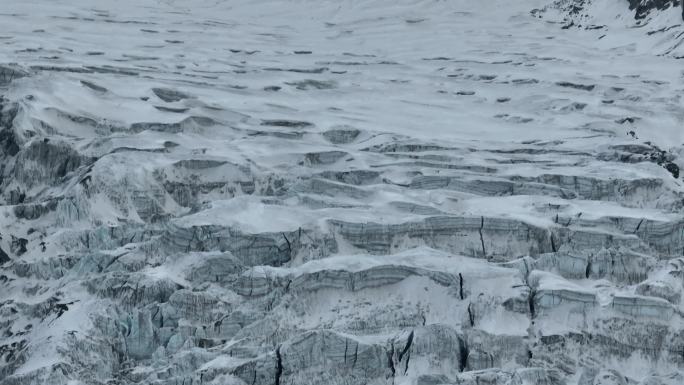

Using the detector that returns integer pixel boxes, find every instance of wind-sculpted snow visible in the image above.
[0,0,684,384]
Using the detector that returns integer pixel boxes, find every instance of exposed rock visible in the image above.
[628,0,680,19]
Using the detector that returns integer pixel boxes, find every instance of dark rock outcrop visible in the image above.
[628,0,681,19]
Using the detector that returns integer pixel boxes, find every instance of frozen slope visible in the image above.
[0,0,684,384]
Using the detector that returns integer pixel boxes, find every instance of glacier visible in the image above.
[1,0,684,384]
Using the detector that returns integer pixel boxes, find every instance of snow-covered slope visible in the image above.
[0,0,683,384]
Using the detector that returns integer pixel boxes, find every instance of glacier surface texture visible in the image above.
[1,0,684,384]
